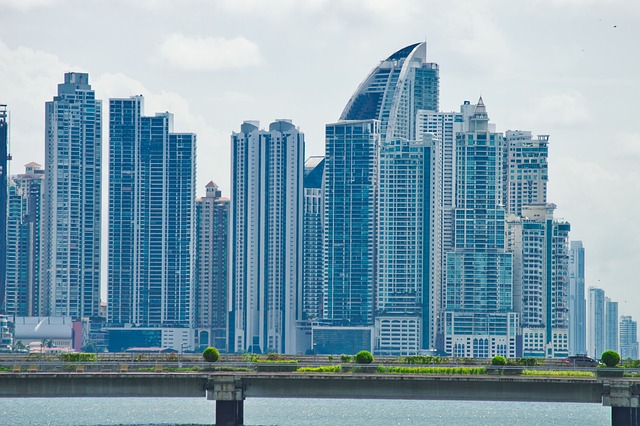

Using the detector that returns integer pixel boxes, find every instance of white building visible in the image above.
[376,136,437,355]
[229,120,304,354]
[43,73,102,318]
[506,204,570,358]
[503,130,549,216]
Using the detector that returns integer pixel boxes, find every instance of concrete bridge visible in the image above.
[0,372,638,426]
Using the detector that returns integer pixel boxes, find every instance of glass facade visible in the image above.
[303,157,325,322]
[375,137,434,354]
[443,99,517,358]
[340,42,439,142]
[323,120,379,328]
[108,96,196,330]
[568,241,586,355]
[43,73,102,318]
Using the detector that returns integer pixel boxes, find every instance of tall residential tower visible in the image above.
[43,73,102,318]
[108,96,196,333]
[229,120,304,354]
[442,99,518,358]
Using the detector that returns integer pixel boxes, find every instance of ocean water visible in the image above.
[0,397,611,425]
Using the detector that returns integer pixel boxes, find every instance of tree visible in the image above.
[355,350,374,364]
[491,355,507,366]
[601,350,621,368]
[202,347,220,362]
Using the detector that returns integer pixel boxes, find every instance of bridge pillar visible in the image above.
[602,382,640,426]
[207,376,245,426]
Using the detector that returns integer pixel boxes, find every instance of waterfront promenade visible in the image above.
[0,369,638,426]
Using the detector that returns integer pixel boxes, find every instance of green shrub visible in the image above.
[601,350,621,368]
[59,353,97,363]
[491,355,507,366]
[355,350,374,364]
[328,355,334,362]
[296,365,342,373]
[242,353,260,362]
[522,370,594,378]
[340,354,352,363]
[202,347,220,363]
[266,352,282,361]
[385,366,485,375]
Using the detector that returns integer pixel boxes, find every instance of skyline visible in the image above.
[1,0,639,322]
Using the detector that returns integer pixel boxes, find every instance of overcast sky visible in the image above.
[1,0,639,320]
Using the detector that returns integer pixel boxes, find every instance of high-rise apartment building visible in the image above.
[229,120,304,354]
[442,99,518,358]
[302,156,325,322]
[314,120,380,354]
[588,287,605,358]
[568,241,587,355]
[619,316,638,360]
[108,96,196,330]
[0,105,8,314]
[43,73,102,318]
[195,182,229,351]
[605,298,619,353]
[4,164,44,316]
[415,109,463,340]
[375,136,436,354]
[503,130,549,216]
[340,42,439,142]
[506,204,570,358]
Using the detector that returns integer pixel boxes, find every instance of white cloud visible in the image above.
[522,92,590,126]
[1,0,65,11]
[159,34,263,71]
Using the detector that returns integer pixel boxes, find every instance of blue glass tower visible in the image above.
[108,96,195,329]
[44,73,102,318]
[313,120,380,354]
[341,42,438,142]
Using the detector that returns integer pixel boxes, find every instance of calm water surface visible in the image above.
[0,397,611,425]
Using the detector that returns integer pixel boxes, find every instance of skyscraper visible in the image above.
[506,204,570,358]
[416,109,464,341]
[340,42,439,142]
[195,182,229,351]
[503,130,549,216]
[376,136,436,354]
[605,297,619,353]
[619,316,638,360]
[229,120,304,354]
[568,241,587,355]
[108,96,196,330]
[442,98,518,358]
[5,164,44,316]
[314,120,380,354]
[588,287,605,358]
[302,156,325,322]
[0,105,9,314]
[43,73,102,318]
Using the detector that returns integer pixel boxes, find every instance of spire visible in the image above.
[473,96,487,118]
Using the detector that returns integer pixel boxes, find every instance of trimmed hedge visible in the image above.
[491,355,507,366]
[601,350,621,368]
[355,350,374,364]
[202,347,220,363]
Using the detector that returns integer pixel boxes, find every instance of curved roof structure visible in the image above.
[340,42,439,142]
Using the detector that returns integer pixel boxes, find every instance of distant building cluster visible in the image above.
[0,43,636,358]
